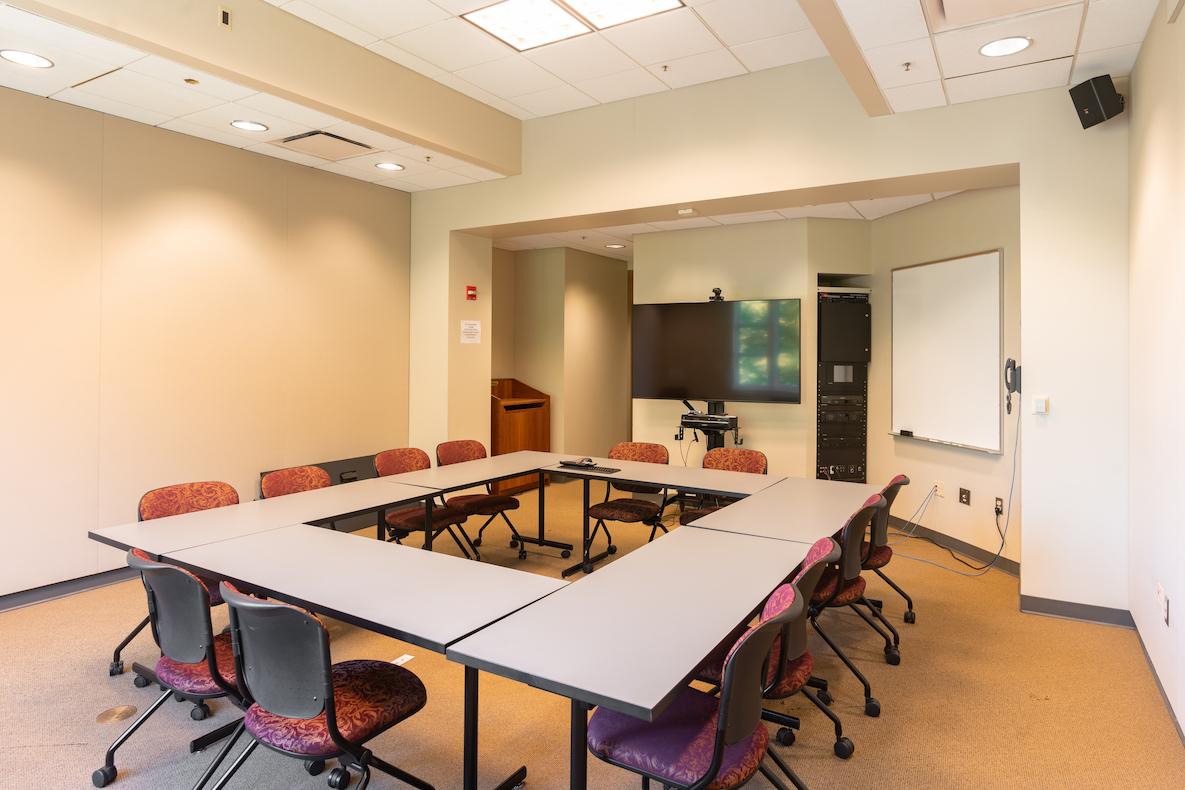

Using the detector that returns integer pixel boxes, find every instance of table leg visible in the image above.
[423,498,434,551]
[570,699,588,790]
[537,470,546,541]
[513,470,572,555]
[464,665,528,790]
[561,479,594,577]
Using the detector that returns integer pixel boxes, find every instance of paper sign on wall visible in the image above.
[460,320,481,344]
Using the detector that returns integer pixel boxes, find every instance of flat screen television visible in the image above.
[632,299,802,404]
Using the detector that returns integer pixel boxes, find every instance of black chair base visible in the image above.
[873,567,917,623]
[809,613,880,718]
[109,615,151,676]
[561,519,616,577]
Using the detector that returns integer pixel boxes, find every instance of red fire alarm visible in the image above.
[465,285,478,301]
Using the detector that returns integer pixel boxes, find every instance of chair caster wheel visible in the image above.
[304,759,325,776]
[834,737,855,759]
[190,703,211,721]
[472,538,483,547]
[775,727,795,746]
[132,674,150,688]
[582,562,594,574]
[327,766,351,789]
[518,550,528,560]
[817,690,833,706]
[561,550,571,559]
[92,765,117,787]
[509,539,518,548]
[864,698,881,718]
[904,610,916,624]
[885,647,901,666]
[607,545,618,555]
[108,661,124,676]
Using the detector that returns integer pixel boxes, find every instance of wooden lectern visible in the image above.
[491,379,550,495]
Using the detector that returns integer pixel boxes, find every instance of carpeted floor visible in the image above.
[2,479,1182,790]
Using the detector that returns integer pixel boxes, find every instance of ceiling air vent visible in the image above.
[272,131,372,161]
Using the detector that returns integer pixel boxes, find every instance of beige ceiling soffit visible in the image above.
[465,164,1019,238]
[798,0,892,117]
[12,0,521,175]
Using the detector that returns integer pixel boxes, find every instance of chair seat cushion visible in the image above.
[587,686,767,790]
[445,494,520,515]
[612,481,664,496]
[811,567,866,607]
[385,504,468,531]
[861,541,892,569]
[679,507,720,526]
[155,632,236,696]
[588,499,661,523]
[695,635,813,698]
[244,660,427,758]
[198,575,224,606]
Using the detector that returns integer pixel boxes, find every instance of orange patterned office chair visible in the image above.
[436,439,529,561]
[374,448,481,560]
[575,442,671,575]
[260,465,330,498]
[109,481,239,679]
[678,447,768,526]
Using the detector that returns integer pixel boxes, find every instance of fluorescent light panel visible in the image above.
[564,0,683,29]
[464,0,590,51]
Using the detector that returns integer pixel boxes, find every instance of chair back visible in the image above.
[260,465,330,499]
[138,481,239,521]
[437,439,487,466]
[717,608,794,747]
[785,538,841,658]
[870,474,910,548]
[221,582,332,720]
[608,441,668,495]
[702,448,767,475]
[838,495,886,581]
[375,447,431,477]
[127,549,214,665]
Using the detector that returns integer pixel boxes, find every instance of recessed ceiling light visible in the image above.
[605,243,627,249]
[979,37,1031,58]
[564,0,683,29]
[375,162,404,172]
[230,120,269,132]
[464,0,590,51]
[0,49,53,68]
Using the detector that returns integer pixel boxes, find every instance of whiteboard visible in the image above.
[891,251,1002,454]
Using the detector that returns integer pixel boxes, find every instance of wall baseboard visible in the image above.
[0,567,136,613]
[888,515,1020,576]
[1134,626,1185,746]
[1019,594,1135,628]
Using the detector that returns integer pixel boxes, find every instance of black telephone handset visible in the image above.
[1004,358,1022,414]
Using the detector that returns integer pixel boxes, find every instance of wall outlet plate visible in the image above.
[391,654,414,666]
[959,487,971,506]
[994,496,1004,515]
[933,480,944,498]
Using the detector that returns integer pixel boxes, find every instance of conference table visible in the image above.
[688,475,881,542]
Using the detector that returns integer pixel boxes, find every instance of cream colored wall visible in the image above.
[867,187,1022,562]
[511,249,567,450]
[632,219,813,475]
[491,248,516,379]
[447,233,493,448]
[0,87,411,595]
[1128,1,1184,721]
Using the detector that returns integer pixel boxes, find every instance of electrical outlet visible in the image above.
[1156,584,1169,626]
[933,480,944,498]
[958,488,970,506]
[1166,598,1171,627]
[995,497,1004,516]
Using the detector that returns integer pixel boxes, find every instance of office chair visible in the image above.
[587,600,806,790]
[860,475,915,624]
[581,441,671,566]
[811,495,892,718]
[696,537,854,760]
[109,481,239,679]
[436,439,529,560]
[374,447,480,559]
[260,465,330,498]
[210,582,434,790]
[93,550,242,788]
[678,447,768,525]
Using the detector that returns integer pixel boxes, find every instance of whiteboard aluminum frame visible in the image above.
[890,248,1004,455]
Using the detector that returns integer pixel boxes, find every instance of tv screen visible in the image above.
[632,299,802,404]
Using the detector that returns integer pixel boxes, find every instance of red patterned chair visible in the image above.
[211,582,433,790]
[587,588,806,790]
[92,550,243,788]
[374,448,480,560]
[858,475,915,624]
[437,439,529,561]
[678,447,769,526]
[260,465,330,498]
[109,481,239,678]
[582,441,671,574]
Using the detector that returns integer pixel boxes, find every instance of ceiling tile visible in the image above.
[944,56,1072,103]
[648,48,746,89]
[864,37,940,89]
[51,87,172,126]
[1078,0,1158,53]
[237,91,342,128]
[455,55,565,98]
[648,216,720,230]
[315,160,389,182]
[331,149,429,176]
[575,67,668,102]
[597,223,663,237]
[245,142,326,167]
[933,3,1083,79]
[392,17,512,72]
[432,0,491,13]
[729,28,828,71]
[365,40,448,78]
[712,210,787,224]
[321,121,413,151]
[512,83,598,114]
[850,193,932,219]
[392,143,471,170]
[280,0,380,45]
[600,8,721,66]
[123,56,257,102]
[378,177,426,192]
[694,0,811,46]
[524,33,638,83]
[0,48,117,97]
[0,5,144,65]
[399,169,479,189]
[300,0,449,39]
[158,118,253,148]
[777,203,863,219]
[883,79,947,112]
[450,163,505,181]
[68,69,224,118]
[834,0,929,51]
[176,102,312,142]
[1071,42,1141,84]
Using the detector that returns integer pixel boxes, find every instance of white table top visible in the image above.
[168,524,568,653]
[544,457,785,497]
[388,450,565,492]
[90,477,432,557]
[447,526,808,720]
[688,476,881,543]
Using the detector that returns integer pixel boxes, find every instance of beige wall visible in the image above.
[0,87,411,595]
[491,248,516,379]
[511,249,567,449]
[1128,2,1184,722]
[447,232,494,448]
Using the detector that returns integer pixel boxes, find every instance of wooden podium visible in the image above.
[491,378,550,495]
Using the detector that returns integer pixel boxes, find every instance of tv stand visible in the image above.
[678,400,741,450]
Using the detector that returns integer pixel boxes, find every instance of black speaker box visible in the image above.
[1070,75,1125,129]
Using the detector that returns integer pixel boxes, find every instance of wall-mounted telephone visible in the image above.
[1004,358,1022,414]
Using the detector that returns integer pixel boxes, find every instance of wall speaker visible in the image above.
[1069,75,1125,129]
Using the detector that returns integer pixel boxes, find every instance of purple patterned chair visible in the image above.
[109,481,240,679]
[587,597,806,790]
[437,439,530,560]
[374,448,477,559]
[678,448,769,526]
[857,475,915,624]
[92,549,243,788]
[211,582,433,790]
